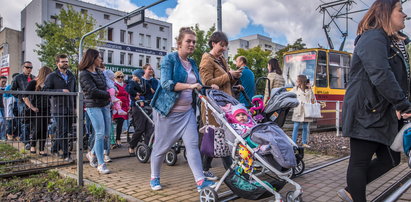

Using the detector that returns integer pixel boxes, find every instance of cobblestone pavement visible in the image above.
[58,144,408,202]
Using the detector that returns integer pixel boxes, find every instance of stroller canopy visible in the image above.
[264,87,299,114]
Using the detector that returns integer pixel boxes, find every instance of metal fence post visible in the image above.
[76,92,84,186]
[336,101,340,137]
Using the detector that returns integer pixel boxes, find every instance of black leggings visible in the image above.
[347,138,400,201]
[114,118,125,141]
[29,111,49,151]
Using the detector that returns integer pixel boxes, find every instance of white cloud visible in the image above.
[166,0,249,46]
[0,0,32,30]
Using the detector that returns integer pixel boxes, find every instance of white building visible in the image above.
[21,0,172,77]
[228,34,285,60]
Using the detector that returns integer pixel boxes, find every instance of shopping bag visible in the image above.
[200,125,230,158]
[304,102,322,118]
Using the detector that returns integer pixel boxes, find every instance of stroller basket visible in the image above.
[224,167,286,200]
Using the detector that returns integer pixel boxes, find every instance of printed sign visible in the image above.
[101,42,167,56]
[0,67,9,76]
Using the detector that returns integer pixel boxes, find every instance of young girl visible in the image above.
[102,66,127,116]
[291,75,315,148]
[227,104,255,136]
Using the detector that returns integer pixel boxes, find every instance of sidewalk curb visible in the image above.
[56,169,143,202]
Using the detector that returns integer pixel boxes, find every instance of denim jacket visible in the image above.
[151,52,202,116]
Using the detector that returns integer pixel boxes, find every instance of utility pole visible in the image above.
[217,0,222,32]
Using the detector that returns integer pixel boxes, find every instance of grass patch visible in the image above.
[0,143,27,162]
[0,170,125,201]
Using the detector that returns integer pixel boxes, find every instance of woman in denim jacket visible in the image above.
[149,27,216,191]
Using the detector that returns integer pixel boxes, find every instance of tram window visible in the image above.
[316,51,327,87]
[329,52,350,89]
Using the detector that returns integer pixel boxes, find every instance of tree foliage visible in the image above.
[275,38,306,67]
[190,24,216,66]
[234,46,272,94]
[35,6,100,73]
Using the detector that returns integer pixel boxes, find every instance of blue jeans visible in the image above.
[292,122,309,144]
[86,110,111,156]
[86,105,111,165]
[17,101,29,144]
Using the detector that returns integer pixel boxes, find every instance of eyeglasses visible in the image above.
[116,76,124,79]
[24,66,33,69]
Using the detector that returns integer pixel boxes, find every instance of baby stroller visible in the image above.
[391,122,411,167]
[126,100,186,166]
[263,87,305,177]
[196,89,302,202]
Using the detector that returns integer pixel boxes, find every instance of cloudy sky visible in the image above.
[1,0,410,52]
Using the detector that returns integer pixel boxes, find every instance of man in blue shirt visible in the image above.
[236,56,255,107]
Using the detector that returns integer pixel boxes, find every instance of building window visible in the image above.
[50,15,58,24]
[120,52,125,65]
[128,31,133,44]
[22,28,25,41]
[156,57,161,69]
[21,51,25,64]
[162,38,167,50]
[139,55,144,67]
[99,49,105,62]
[56,3,63,9]
[128,53,133,66]
[81,9,88,15]
[139,34,144,46]
[108,27,113,41]
[146,56,151,64]
[146,35,151,48]
[104,14,110,20]
[143,23,148,28]
[108,51,113,63]
[98,26,104,39]
[120,30,126,43]
[159,26,164,32]
[156,37,161,49]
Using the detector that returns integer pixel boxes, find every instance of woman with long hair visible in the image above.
[264,58,285,104]
[79,49,111,174]
[23,66,52,155]
[290,75,314,148]
[149,27,216,191]
[338,0,410,201]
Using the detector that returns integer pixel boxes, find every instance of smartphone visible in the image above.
[307,79,310,83]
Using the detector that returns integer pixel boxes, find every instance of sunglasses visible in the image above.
[116,76,124,79]
[24,66,33,69]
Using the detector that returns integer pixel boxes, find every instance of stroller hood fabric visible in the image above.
[207,89,240,108]
[250,122,297,168]
[264,87,299,113]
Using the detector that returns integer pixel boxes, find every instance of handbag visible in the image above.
[200,99,230,158]
[303,92,322,118]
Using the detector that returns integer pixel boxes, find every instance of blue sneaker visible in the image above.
[197,179,216,192]
[150,178,162,191]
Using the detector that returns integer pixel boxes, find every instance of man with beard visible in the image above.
[44,54,77,162]
[11,61,35,148]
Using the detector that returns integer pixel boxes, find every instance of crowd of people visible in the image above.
[0,0,409,199]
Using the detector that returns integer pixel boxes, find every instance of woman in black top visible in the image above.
[23,66,52,155]
[79,49,111,174]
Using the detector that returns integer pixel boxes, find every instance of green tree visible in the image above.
[275,38,306,67]
[234,46,272,93]
[35,6,100,73]
[190,24,216,65]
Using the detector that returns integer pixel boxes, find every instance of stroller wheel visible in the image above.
[292,160,305,177]
[199,187,219,202]
[286,191,303,202]
[136,143,151,163]
[165,149,177,166]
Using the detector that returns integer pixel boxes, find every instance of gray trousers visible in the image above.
[150,108,205,182]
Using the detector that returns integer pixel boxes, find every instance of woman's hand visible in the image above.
[229,70,242,79]
[399,111,411,120]
[211,84,219,90]
[190,83,202,90]
[234,85,244,91]
[31,107,39,113]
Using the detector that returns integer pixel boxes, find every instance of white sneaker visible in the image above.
[104,155,112,163]
[86,152,98,168]
[97,163,110,174]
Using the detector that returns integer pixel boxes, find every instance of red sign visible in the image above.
[285,54,316,63]
[0,67,10,76]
